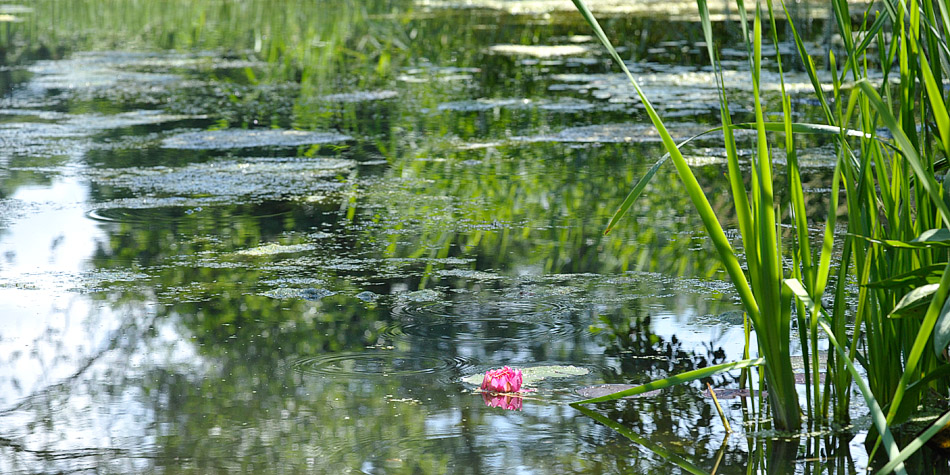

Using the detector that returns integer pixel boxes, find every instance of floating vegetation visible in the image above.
[396,66,480,83]
[259,277,326,287]
[434,269,502,280]
[397,289,442,302]
[93,157,354,201]
[549,68,837,114]
[516,122,718,143]
[260,287,336,301]
[64,110,206,130]
[701,387,759,399]
[235,243,320,256]
[355,291,380,302]
[293,351,474,377]
[161,129,353,149]
[437,98,527,112]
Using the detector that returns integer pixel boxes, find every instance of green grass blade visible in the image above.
[604,129,722,235]
[573,406,711,475]
[573,357,765,404]
[696,0,754,253]
[933,294,950,359]
[784,279,907,474]
[865,264,945,289]
[889,283,939,318]
[876,409,950,475]
[571,0,760,321]
[852,229,950,248]
[883,261,950,428]
[856,80,950,223]
[905,12,950,154]
[604,154,668,236]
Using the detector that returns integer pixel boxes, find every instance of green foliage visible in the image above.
[572,0,950,468]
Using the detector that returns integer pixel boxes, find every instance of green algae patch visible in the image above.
[161,129,352,149]
[235,243,319,256]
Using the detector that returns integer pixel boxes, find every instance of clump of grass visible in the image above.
[571,0,950,469]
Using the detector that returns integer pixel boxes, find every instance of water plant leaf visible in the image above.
[851,229,950,249]
[865,265,945,289]
[932,295,950,360]
[603,121,882,235]
[784,278,906,474]
[236,243,319,256]
[569,0,761,323]
[856,80,950,223]
[572,357,763,404]
[890,284,940,319]
[603,153,668,236]
[461,365,589,386]
[876,409,950,475]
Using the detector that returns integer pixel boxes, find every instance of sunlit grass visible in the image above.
[572,0,950,469]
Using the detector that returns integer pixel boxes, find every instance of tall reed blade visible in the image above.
[573,0,802,431]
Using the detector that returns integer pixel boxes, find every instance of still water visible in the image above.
[0,0,909,473]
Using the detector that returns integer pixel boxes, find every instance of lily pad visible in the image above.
[461,365,589,386]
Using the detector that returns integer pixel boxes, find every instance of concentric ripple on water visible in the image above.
[388,295,581,341]
[292,351,475,378]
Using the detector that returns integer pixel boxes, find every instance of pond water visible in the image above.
[0,0,929,473]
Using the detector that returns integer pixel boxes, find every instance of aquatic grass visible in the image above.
[815,0,950,454]
[576,0,950,465]
[572,0,804,431]
[763,0,950,459]
[786,278,906,474]
[573,357,764,404]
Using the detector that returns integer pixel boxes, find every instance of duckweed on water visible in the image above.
[160,129,353,149]
[235,243,321,256]
[260,287,337,301]
[94,158,354,200]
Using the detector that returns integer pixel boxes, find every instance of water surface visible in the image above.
[0,1,918,473]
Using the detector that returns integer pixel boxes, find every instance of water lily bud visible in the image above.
[480,366,523,393]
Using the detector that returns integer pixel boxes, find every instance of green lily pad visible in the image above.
[461,365,589,386]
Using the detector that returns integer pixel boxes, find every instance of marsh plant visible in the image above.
[571,0,950,471]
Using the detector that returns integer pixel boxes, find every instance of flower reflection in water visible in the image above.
[482,392,523,411]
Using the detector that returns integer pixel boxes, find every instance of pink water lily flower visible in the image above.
[482,392,523,411]
[480,366,523,393]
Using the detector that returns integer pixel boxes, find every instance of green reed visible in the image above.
[571,0,803,432]
[573,0,950,469]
